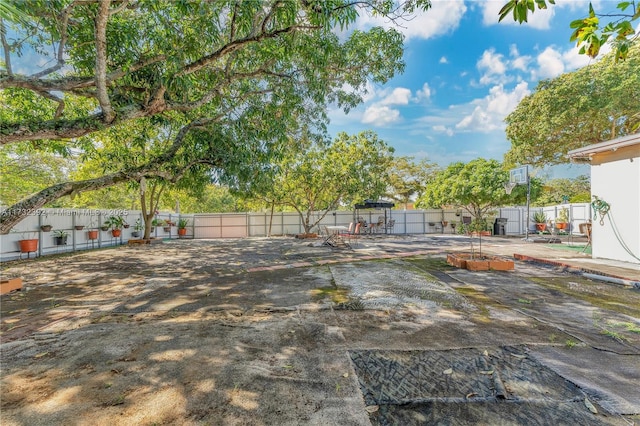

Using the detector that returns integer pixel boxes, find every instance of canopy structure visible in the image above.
[354,200,395,209]
[353,199,395,234]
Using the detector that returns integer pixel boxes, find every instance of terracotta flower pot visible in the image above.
[111,229,122,237]
[87,230,99,240]
[555,222,567,230]
[535,223,546,232]
[19,239,38,253]
[178,228,187,236]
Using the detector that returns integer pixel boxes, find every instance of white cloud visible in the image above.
[455,82,530,132]
[416,83,432,101]
[532,45,593,80]
[362,105,401,125]
[380,87,412,105]
[481,0,555,30]
[433,125,454,136]
[356,0,466,41]
[535,46,565,79]
[477,49,508,85]
[439,56,448,64]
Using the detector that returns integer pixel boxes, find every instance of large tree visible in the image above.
[386,156,438,209]
[504,41,640,168]
[264,131,394,234]
[0,0,428,144]
[535,175,591,206]
[0,0,432,233]
[416,158,541,225]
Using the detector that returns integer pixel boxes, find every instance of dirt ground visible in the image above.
[1,235,639,425]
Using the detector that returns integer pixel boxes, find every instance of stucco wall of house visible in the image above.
[590,154,640,264]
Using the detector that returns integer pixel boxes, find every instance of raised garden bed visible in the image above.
[447,253,514,271]
[295,233,318,239]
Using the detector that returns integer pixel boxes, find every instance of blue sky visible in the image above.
[326,0,617,179]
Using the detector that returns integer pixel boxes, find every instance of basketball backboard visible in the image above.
[509,166,529,184]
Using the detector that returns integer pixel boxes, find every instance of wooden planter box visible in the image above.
[447,253,514,271]
[295,233,318,239]
[1,278,23,295]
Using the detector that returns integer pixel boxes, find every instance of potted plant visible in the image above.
[53,229,69,245]
[162,220,173,233]
[104,215,125,237]
[555,208,569,230]
[131,218,143,238]
[41,224,53,232]
[177,218,189,236]
[532,211,548,232]
[13,228,39,256]
[75,224,85,230]
[151,218,163,232]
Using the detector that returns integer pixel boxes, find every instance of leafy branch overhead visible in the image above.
[0,0,431,145]
[499,0,639,60]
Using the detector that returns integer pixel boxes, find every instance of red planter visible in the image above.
[18,239,38,253]
[88,230,99,240]
[111,229,122,237]
[447,253,514,271]
[178,228,187,236]
[555,222,567,230]
[535,223,546,232]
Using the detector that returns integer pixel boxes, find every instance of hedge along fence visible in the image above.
[1,204,591,262]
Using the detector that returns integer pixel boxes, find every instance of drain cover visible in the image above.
[349,346,607,425]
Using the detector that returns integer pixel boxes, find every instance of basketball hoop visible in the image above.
[504,181,517,195]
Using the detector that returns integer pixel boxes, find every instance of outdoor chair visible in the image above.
[383,219,395,233]
[339,222,361,247]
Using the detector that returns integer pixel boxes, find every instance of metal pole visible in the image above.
[525,165,530,241]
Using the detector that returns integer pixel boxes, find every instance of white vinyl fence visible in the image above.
[1,204,591,262]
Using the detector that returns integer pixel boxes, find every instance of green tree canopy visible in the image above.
[264,131,394,234]
[0,0,432,233]
[0,0,430,145]
[385,156,438,209]
[504,41,640,168]
[535,175,591,206]
[416,158,540,222]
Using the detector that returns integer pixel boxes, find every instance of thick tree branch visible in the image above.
[0,115,224,233]
[176,24,319,78]
[94,0,115,123]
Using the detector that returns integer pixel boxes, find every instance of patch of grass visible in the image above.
[311,286,350,304]
[517,298,531,304]
[609,321,640,334]
[565,339,578,348]
[549,333,557,343]
[601,329,627,343]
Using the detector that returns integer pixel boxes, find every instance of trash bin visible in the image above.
[493,218,508,235]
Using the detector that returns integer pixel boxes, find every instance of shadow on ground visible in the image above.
[1,236,639,425]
